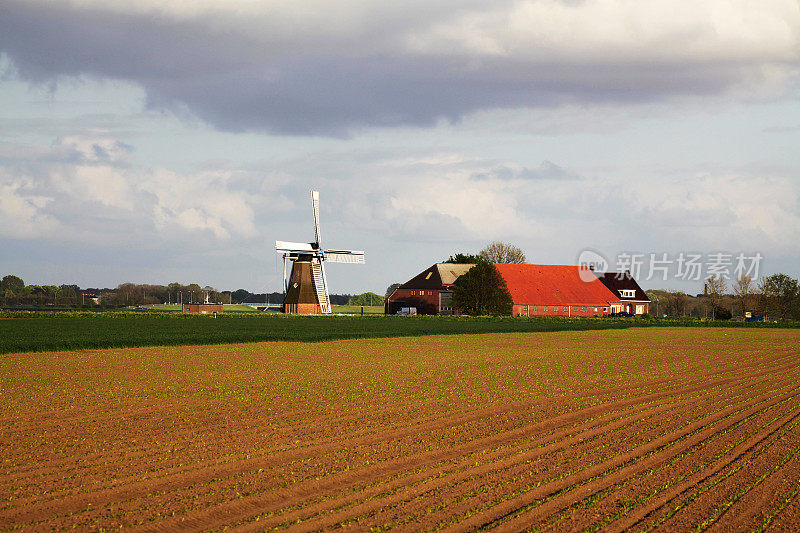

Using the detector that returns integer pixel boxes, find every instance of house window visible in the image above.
[543,306,548,312]
[619,289,635,298]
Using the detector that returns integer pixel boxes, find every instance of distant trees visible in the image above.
[648,272,798,321]
[732,274,754,318]
[662,290,690,317]
[479,241,526,264]
[231,289,251,304]
[705,275,727,320]
[348,292,384,306]
[758,273,799,320]
[445,242,526,265]
[452,261,513,316]
[384,283,401,298]
[444,253,481,264]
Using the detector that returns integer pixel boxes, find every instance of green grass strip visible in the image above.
[1,312,797,354]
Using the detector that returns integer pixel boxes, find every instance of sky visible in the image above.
[0,0,798,295]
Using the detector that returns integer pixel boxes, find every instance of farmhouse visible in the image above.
[183,303,223,314]
[594,271,651,315]
[387,263,627,317]
[385,263,474,315]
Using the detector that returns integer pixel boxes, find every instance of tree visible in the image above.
[444,253,481,264]
[452,261,513,316]
[59,286,79,305]
[1,275,24,295]
[348,292,384,306]
[479,242,526,264]
[761,273,799,320]
[704,275,728,320]
[732,274,754,318]
[385,283,401,298]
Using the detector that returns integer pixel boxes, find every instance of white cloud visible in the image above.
[64,166,134,209]
[407,0,800,62]
[0,138,260,244]
[141,169,258,240]
[0,178,57,238]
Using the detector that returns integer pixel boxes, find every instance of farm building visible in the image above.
[494,264,622,317]
[385,263,474,315]
[387,263,628,317]
[594,271,651,315]
[183,303,223,314]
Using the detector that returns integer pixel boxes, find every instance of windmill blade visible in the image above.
[275,240,315,252]
[311,190,322,247]
[325,251,365,264]
[319,259,331,313]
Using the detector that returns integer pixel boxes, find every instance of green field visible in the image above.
[147,304,267,312]
[0,310,797,355]
[331,305,384,314]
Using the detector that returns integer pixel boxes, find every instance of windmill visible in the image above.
[275,191,365,314]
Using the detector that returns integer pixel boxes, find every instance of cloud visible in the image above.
[1,0,797,135]
[0,177,58,239]
[0,137,260,245]
[141,169,258,240]
[53,136,133,165]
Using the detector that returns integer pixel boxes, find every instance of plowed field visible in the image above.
[1,328,799,531]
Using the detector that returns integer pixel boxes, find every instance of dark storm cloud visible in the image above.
[0,0,796,136]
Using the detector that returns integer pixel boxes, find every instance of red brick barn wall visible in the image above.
[183,303,224,314]
[512,304,612,317]
[386,288,440,315]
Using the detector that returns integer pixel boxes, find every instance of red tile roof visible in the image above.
[494,264,622,306]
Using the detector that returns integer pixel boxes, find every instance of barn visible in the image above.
[494,264,622,317]
[387,262,626,317]
[385,263,474,315]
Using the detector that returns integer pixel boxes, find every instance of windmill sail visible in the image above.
[312,190,321,247]
[325,251,365,263]
[310,260,331,313]
[276,240,315,252]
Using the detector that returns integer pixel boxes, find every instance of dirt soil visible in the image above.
[1,328,799,531]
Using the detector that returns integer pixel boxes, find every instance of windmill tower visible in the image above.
[275,191,365,314]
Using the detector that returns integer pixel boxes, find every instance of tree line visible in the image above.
[649,273,800,321]
[0,275,364,308]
